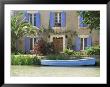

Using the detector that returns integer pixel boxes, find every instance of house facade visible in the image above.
[14,10,100,53]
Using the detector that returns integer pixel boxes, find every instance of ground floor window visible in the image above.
[30,37,37,50]
[80,37,87,50]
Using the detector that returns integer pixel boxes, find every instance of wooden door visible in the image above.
[53,37,63,53]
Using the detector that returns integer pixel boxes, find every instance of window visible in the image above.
[28,13,36,26]
[80,38,83,50]
[34,14,36,26]
[30,38,33,50]
[54,12,61,27]
[79,16,88,28]
[29,13,32,24]
[84,38,87,49]
[80,38,87,50]
[30,37,37,50]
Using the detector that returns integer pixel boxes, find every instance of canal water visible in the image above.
[11,65,100,77]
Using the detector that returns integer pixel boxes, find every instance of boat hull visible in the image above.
[41,58,96,66]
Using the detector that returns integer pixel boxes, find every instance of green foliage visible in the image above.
[64,47,100,57]
[64,49,73,55]
[45,53,87,60]
[32,56,41,65]
[46,54,69,60]
[72,51,86,57]
[85,46,100,55]
[64,48,87,57]
[12,50,24,55]
[11,11,37,52]
[44,42,55,55]
[67,37,73,49]
[11,55,41,65]
[78,11,100,31]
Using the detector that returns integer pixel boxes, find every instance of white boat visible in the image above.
[41,57,96,66]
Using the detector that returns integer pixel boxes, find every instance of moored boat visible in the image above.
[41,57,96,66]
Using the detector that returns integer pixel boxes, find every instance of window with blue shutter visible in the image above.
[79,16,87,27]
[61,11,66,27]
[24,37,30,53]
[50,11,66,28]
[34,13,36,26]
[24,11,29,22]
[29,37,37,50]
[50,12,55,27]
[84,38,87,49]
[54,12,61,27]
[75,37,81,51]
[87,36,92,47]
[29,13,32,24]
[36,12,41,28]
[75,36,92,51]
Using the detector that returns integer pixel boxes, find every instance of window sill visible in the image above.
[52,27,65,29]
[78,27,89,29]
[78,25,89,29]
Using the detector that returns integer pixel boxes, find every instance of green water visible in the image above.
[11,65,100,77]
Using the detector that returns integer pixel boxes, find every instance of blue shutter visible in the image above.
[24,37,30,53]
[87,36,92,47]
[75,37,81,51]
[50,12,54,27]
[79,16,87,27]
[79,16,84,27]
[36,12,41,28]
[24,11,29,22]
[61,11,66,27]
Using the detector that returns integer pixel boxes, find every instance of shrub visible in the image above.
[12,49,24,55]
[11,55,41,65]
[46,54,69,60]
[32,39,55,55]
[72,51,86,57]
[67,37,73,49]
[64,49,73,55]
[85,46,100,55]
[32,56,41,65]
[64,48,88,57]
[33,38,45,55]
[43,42,55,55]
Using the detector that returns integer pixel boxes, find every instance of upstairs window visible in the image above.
[79,16,88,28]
[28,13,36,26]
[34,14,36,26]
[28,13,32,24]
[54,12,61,27]
[50,11,66,28]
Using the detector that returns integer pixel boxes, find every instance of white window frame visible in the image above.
[54,12,61,27]
[30,37,37,51]
[57,12,61,23]
[78,35,89,51]
[28,13,36,26]
[80,38,87,51]
[28,13,32,24]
